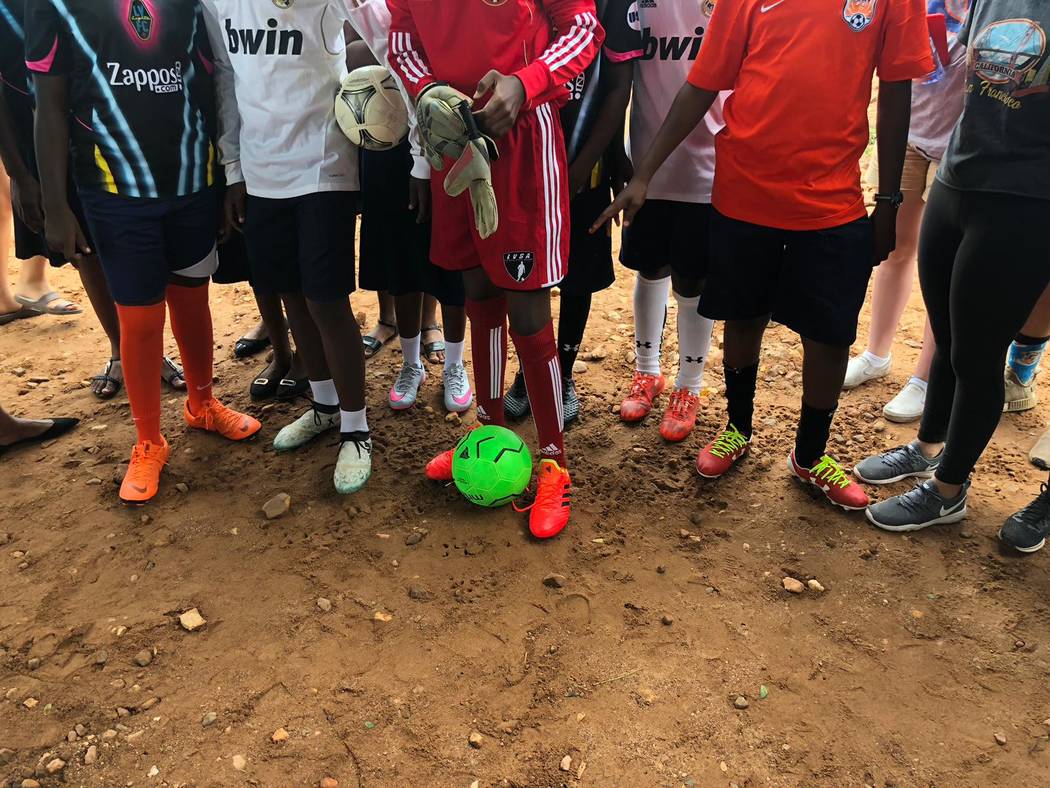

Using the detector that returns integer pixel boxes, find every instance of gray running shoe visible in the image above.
[563,377,580,425]
[854,441,940,485]
[866,479,969,532]
[389,363,426,411]
[274,406,339,453]
[443,362,473,413]
[998,483,1050,553]
[504,370,530,419]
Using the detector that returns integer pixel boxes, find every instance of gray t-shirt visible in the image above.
[938,0,1050,199]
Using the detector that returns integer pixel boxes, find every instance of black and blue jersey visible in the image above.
[25,0,217,199]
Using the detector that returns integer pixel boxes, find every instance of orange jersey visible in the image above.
[688,0,935,230]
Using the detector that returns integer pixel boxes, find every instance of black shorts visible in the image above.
[79,187,219,306]
[619,199,711,279]
[212,229,252,285]
[3,85,94,267]
[358,142,465,306]
[244,191,357,302]
[700,209,875,348]
[559,186,615,296]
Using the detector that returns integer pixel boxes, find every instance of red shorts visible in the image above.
[430,103,569,291]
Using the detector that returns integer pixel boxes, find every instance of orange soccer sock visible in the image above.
[115,302,166,445]
[165,282,214,413]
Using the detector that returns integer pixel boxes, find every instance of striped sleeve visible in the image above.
[386,0,435,100]
[514,1,605,108]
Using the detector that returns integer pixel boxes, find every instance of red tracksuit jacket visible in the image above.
[387,0,605,111]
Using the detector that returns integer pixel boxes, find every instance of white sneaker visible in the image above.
[334,433,372,494]
[389,363,426,410]
[883,380,926,423]
[843,354,891,390]
[443,362,473,412]
[273,407,339,453]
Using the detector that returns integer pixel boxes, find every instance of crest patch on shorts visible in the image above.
[504,251,535,283]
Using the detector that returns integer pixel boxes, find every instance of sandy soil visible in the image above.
[2,201,1050,786]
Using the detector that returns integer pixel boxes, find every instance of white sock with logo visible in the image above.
[633,274,670,375]
[673,291,714,395]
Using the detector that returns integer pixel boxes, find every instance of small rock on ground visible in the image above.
[734,696,750,710]
[782,577,805,594]
[201,712,218,727]
[179,608,207,631]
[320,779,339,788]
[134,648,153,667]
[807,579,826,593]
[262,492,291,520]
[84,745,98,765]
[542,573,566,588]
[560,755,572,772]
[232,754,247,771]
[316,597,333,612]
[468,731,484,748]
[272,727,289,743]
[994,732,1007,746]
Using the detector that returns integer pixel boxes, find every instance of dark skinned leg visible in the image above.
[305,297,366,411]
[282,293,331,383]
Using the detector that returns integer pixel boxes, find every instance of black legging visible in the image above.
[917,180,1050,485]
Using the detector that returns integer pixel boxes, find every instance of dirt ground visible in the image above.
[3,215,1050,786]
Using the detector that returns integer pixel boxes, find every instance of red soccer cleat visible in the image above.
[514,459,572,539]
[184,398,261,441]
[425,446,455,481]
[620,371,666,423]
[119,438,170,505]
[788,451,870,510]
[659,388,700,442]
[695,424,751,478]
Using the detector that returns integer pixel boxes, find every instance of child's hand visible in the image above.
[472,71,525,138]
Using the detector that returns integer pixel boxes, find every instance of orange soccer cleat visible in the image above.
[659,388,700,442]
[620,371,666,423]
[184,398,261,441]
[425,445,455,482]
[514,459,572,539]
[119,438,170,505]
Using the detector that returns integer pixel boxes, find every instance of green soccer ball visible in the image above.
[452,425,533,508]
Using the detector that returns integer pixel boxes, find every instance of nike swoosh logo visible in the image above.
[390,390,407,402]
[940,501,964,516]
[452,389,473,405]
[761,0,785,11]
[130,484,147,493]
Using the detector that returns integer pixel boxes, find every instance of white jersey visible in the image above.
[628,0,726,203]
[200,0,359,198]
[343,0,429,179]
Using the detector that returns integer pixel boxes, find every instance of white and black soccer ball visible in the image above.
[335,66,409,152]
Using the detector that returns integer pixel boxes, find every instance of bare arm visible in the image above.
[871,79,912,264]
[567,57,632,198]
[33,74,88,258]
[0,90,43,231]
[591,81,717,231]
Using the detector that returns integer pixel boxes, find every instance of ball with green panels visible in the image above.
[452,425,533,508]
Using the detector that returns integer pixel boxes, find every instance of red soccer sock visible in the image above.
[165,282,214,412]
[466,295,508,426]
[511,321,566,466]
[116,302,166,445]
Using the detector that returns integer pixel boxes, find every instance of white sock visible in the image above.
[310,379,339,407]
[401,332,422,368]
[907,375,928,392]
[340,408,368,434]
[861,350,891,368]
[633,274,670,375]
[673,292,714,394]
[444,339,465,368]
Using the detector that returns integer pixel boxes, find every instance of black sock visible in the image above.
[795,403,836,469]
[558,292,592,378]
[1016,332,1050,345]
[724,362,759,438]
[315,402,339,414]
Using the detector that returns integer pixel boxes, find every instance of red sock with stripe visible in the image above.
[466,295,508,426]
[511,321,565,467]
[115,302,165,445]
[165,282,214,412]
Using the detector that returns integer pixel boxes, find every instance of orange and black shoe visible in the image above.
[620,371,665,423]
[119,438,171,506]
[659,388,700,442]
[184,398,261,441]
[514,459,572,539]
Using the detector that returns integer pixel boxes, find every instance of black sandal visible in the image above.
[90,359,123,400]
[421,323,446,364]
[362,319,397,360]
[276,375,310,401]
[234,335,272,359]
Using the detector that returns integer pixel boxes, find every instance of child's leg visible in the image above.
[507,288,564,466]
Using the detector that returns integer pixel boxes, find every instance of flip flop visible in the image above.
[0,306,37,326]
[161,356,186,390]
[363,319,397,360]
[0,417,79,457]
[91,359,123,400]
[15,291,82,316]
[234,335,272,359]
[422,323,446,364]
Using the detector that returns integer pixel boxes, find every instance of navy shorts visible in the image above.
[701,209,875,348]
[358,142,464,306]
[559,186,615,297]
[245,191,357,302]
[620,199,712,279]
[78,187,220,306]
